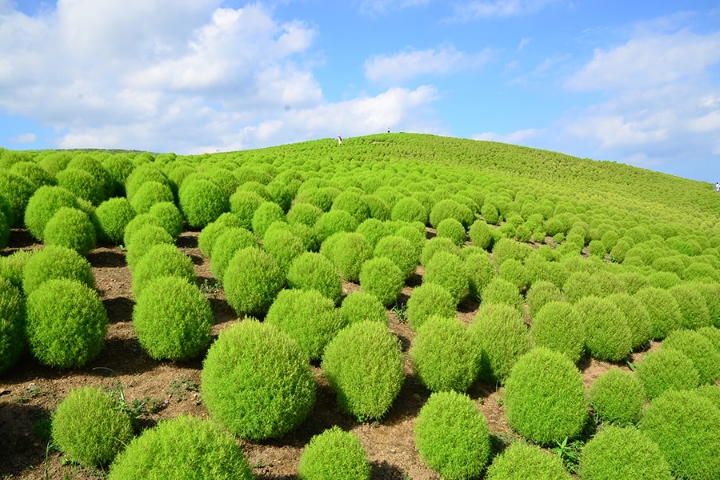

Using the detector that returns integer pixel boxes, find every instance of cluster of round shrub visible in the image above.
[338,291,387,325]
[530,301,585,363]
[635,347,700,400]
[125,224,174,271]
[179,178,228,228]
[661,329,720,385]
[22,245,95,295]
[0,278,25,374]
[297,426,370,480]
[43,207,97,255]
[198,212,244,257]
[374,235,418,280]
[423,251,468,304]
[358,256,404,307]
[93,197,136,244]
[24,185,79,241]
[287,252,343,305]
[589,368,644,425]
[576,296,632,362]
[131,243,196,298]
[223,247,284,316]
[330,232,373,281]
[262,225,306,274]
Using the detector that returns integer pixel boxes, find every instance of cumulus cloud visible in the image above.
[0,1,440,152]
[451,0,561,21]
[365,45,493,84]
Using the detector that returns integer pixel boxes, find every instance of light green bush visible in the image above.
[359,257,404,307]
[122,213,163,246]
[332,232,373,282]
[131,244,196,299]
[93,197,136,244]
[339,291,387,325]
[361,194,391,220]
[465,252,497,299]
[263,227,306,275]
[287,252,342,305]
[22,245,95,295]
[480,277,524,313]
[65,155,113,199]
[589,369,644,425]
[436,218,466,246]
[406,282,456,331]
[576,296,632,362]
[229,189,266,230]
[498,258,530,291]
[423,251,468,304]
[526,280,563,316]
[635,347,700,400]
[420,236,459,266]
[331,190,371,223]
[252,201,285,238]
[668,283,711,329]
[0,278,24,374]
[469,219,494,250]
[298,426,370,480]
[43,207,97,255]
[179,178,228,228]
[697,325,720,352]
[634,287,682,340]
[147,201,183,239]
[198,212,244,257]
[287,202,324,227]
[322,321,404,420]
[125,224,174,271]
[391,197,427,224]
[429,199,474,228]
[314,210,358,243]
[374,235,418,280]
[485,442,571,480]
[607,293,652,350]
[10,161,55,189]
[0,171,34,226]
[530,301,585,363]
[355,219,391,248]
[662,329,720,384]
[223,247,284,317]
[56,168,104,205]
[209,227,259,280]
[130,181,174,214]
[24,186,79,241]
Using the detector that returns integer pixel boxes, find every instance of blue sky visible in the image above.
[1,1,719,182]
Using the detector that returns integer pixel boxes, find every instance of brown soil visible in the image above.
[0,228,648,479]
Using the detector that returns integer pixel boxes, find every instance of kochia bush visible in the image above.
[24,185,79,241]
[634,287,682,340]
[147,201,183,239]
[56,168,105,206]
[530,301,585,363]
[339,291,388,326]
[197,212,244,257]
[486,442,571,480]
[263,227,306,275]
[662,329,720,385]
[43,207,97,256]
[668,283,712,330]
[22,245,95,295]
[251,201,285,238]
[391,196,427,224]
[229,190,266,230]
[93,197,136,244]
[406,282,456,331]
[223,247,284,317]
[332,232,374,282]
[298,426,371,480]
[129,181,174,214]
[423,251,468,305]
[287,252,343,305]
[179,178,228,228]
[209,227,259,280]
[436,218,466,246]
[576,296,632,362]
[0,279,24,374]
[131,244,196,299]
[635,348,700,400]
[125,224,174,271]
[607,293,652,350]
[359,257,404,307]
[374,235,418,280]
[589,369,645,425]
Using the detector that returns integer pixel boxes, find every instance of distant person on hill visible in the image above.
[387,127,390,133]
[716,182,720,192]
[337,135,343,146]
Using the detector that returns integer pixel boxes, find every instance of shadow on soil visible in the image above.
[371,461,410,479]
[0,402,51,477]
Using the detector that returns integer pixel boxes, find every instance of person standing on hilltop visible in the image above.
[337,135,343,146]
[715,181,720,192]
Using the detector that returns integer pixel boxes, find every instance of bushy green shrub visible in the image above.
[66,155,113,198]
[295,187,333,211]
[208,227,258,280]
[480,277,524,313]
[684,262,720,282]
[498,258,530,291]
[414,391,490,480]
[43,207,97,255]
[635,347,700,400]
[436,218,466,246]
[361,194,391,220]
[331,191,370,223]
[589,369,644,425]
[147,201,183,239]
[229,189,265,230]
[695,384,720,409]
[486,441,571,480]
[492,237,532,267]
[693,283,720,327]
[391,197,427,224]
[530,301,585,363]
[56,168,104,205]
[562,271,594,303]
[102,155,135,196]
[468,219,494,250]
[93,197,136,244]
[606,293,652,350]
[287,202,324,227]
[262,226,305,275]
[429,199,474,228]
[646,270,681,289]
[22,245,95,295]
[251,201,285,238]
[697,325,720,352]
[202,320,315,440]
[10,161,55,189]
[287,252,342,305]
[420,236,459,266]
[24,186,79,241]
[410,316,480,392]
[52,387,133,467]
[108,415,254,480]
[339,291,387,325]
[179,178,228,228]
[133,276,212,360]
[125,224,174,271]
[465,252,497,299]
[331,232,373,282]
[406,282,456,331]
[26,279,108,368]
[634,287,682,340]
[576,296,632,362]
[131,244,196,298]
[468,303,530,382]
[129,181,174,215]
[580,426,672,480]
[322,321,404,420]
[359,257,404,307]
[223,247,284,317]
[314,210,358,243]
[504,347,588,445]
[125,164,168,201]
[640,390,720,479]
[423,251,468,304]
[662,329,720,384]
[374,235,418,280]
[355,218,391,248]
[0,171,36,227]
[526,280,563,316]
[668,283,711,329]
[265,289,343,361]
[197,212,244,257]
[122,213,163,246]
[0,279,24,374]
[298,428,370,480]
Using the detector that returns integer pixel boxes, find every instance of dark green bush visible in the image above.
[229,189,265,230]
[0,171,36,226]
[314,210,358,243]
[635,347,700,400]
[391,197,427,224]
[202,320,315,440]
[530,301,585,363]
[0,279,24,374]
[52,387,133,467]
[224,247,284,317]
[410,316,480,392]
[298,426,370,480]
[359,257,404,307]
[147,201,183,239]
[668,283,711,329]
[26,279,108,368]
[580,426,672,480]
[634,287,682,340]
[265,289,343,361]
[374,235,418,280]
[640,390,720,479]
[420,236,459,266]
[22,245,95,295]
[133,276,212,360]
[331,191,370,223]
[322,321,404,420]
[198,212,244,257]
[93,197,136,244]
[414,391,490,480]
[607,293,652,350]
[24,186,79,241]
[436,218,466,246]
[589,369,644,425]
[108,415,254,480]
[125,224,174,271]
[406,282,456,331]
[480,277,524,313]
[287,252,342,305]
[209,227,258,280]
[131,244,196,299]
[252,201,285,238]
[130,181,174,215]
[576,296,632,362]
[526,280,563,316]
[331,232,373,282]
[504,347,588,445]
[56,168,104,205]
[468,303,530,382]
[662,329,720,384]
[486,441,571,480]
[179,178,228,228]
[339,291,388,325]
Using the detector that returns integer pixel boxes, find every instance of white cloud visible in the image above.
[360,0,430,14]
[472,128,543,144]
[518,37,531,51]
[451,0,560,21]
[8,132,36,143]
[0,1,440,153]
[365,45,492,83]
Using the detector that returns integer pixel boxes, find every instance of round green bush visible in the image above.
[26,279,108,368]
[331,191,370,223]
[52,387,133,467]
[265,289,343,361]
[374,235,418,280]
[634,287,682,340]
[65,155,113,198]
[22,245,95,295]
[102,155,135,196]
[695,384,720,409]
[361,194,391,220]
[580,426,672,480]
[530,301,585,363]
[179,178,228,228]
[125,164,169,201]
[287,202,324,228]
[93,197,136,244]
[208,227,258,280]
[391,196,427,224]
[468,219,494,250]
[635,348,700,400]
[223,247,284,316]
[10,161,55,189]
[287,252,342,305]
[486,441,571,480]
[693,283,720,327]
[252,201,285,238]
[202,320,316,439]
[339,291,388,326]
[125,224,174,271]
[697,325,720,351]
[420,236,459,266]
[332,232,373,282]
[480,277,524,313]
[410,316,481,392]
[526,280,563,316]
[355,218,391,248]
[24,186,79,241]
[465,252,497,299]
[414,391,490,480]
[498,258,530,292]
[640,390,720,479]
[430,199,474,228]
[406,282,456,331]
[131,244,196,298]
[423,251,468,305]
[322,321,404,420]
[133,276,212,360]
[589,369,644,425]
[229,189,266,230]
[469,303,531,382]
[0,171,36,226]
[198,212,244,257]
[646,271,681,289]
[662,329,720,385]
[436,218,466,247]
[0,279,24,374]
[108,415,253,480]
[130,181,173,215]
[122,213,163,246]
[562,271,595,303]
[43,207,97,255]
[359,257,404,307]
[56,168,104,205]
[504,347,588,445]
[607,293,652,350]
[669,283,712,329]
[314,210,358,243]
[576,296,632,362]
[298,427,370,480]
[147,201,183,239]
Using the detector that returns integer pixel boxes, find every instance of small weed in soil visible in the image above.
[107,381,162,429]
[550,437,584,474]
[199,278,222,295]
[15,384,45,403]
[391,301,409,323]
[166,378,200,402]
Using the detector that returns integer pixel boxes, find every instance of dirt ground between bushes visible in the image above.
[0,228,654,480]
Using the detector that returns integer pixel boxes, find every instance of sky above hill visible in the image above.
[1,1,719,182]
